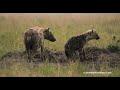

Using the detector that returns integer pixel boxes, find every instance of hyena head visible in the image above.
[85,29,100,41]
[43,27,56,42]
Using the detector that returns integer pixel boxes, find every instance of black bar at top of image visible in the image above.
[0,0,120,13]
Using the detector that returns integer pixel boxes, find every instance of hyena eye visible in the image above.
[96,35,99,37]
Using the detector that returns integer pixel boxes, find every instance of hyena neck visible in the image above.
[82,33,92,42]
[77,34,87,44]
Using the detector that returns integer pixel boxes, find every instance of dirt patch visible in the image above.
[0,47,120,69]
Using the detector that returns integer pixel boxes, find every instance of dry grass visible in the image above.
[0,13,120,77]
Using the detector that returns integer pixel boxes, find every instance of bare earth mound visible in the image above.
[0,47,120,69]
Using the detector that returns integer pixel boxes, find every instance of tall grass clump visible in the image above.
[107,35,120,52]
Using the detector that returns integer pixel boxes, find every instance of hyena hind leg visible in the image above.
[27,50,33,62]
[65,50,75,62]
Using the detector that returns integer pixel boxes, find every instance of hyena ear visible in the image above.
[91,28,96,33]
[46,27,50,31]
[44,27,50,33]
[91,30,94,33]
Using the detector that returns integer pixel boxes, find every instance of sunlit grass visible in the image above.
[0,13,120,77]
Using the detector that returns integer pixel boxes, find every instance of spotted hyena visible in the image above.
[24,26,56,62]
[64,29,100,62]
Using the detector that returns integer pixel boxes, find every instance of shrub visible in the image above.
[107,36,120,52]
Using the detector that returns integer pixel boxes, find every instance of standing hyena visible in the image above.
[24,26,56,62]
[64,29,100,62]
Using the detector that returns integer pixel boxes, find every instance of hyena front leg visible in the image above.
[41,39,45,61]
[82,48,86,60]
[40,45,45,61]
[79,48,84,62]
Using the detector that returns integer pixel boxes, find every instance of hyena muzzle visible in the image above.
[24,26,56,62]
[64,29,100,62]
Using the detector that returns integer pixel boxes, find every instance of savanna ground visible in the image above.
[0,13,120,77]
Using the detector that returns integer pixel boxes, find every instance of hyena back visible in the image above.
[64,29,100,62]
[24,26,56,62]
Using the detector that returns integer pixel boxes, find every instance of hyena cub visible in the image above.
[24,26,56,62]
[64,29,100,62]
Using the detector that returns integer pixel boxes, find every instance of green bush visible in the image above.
[107,44,120,52]
[107,36,120,52]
